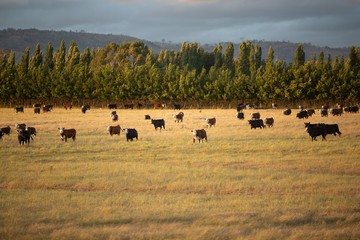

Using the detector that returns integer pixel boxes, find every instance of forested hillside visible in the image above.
[0,29,351,63]
[0,39,359,104]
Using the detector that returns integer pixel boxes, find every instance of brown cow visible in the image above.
[173,112,184,122]
[107,125,121,136]
[154,103,165,109]
[63,104,72,110]
[264,117,274,128]
[192,129,207,143]
[124,104,134,109]
[206,118,216,127]
[1,126,11,135]
[26,127,37,137]
[110,111,118,122]
[58,127,76,142]
[251,112,260,120]
[42,106,51,113]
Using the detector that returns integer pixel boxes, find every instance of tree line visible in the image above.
[0,40,359,104]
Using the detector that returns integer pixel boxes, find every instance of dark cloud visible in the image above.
[0,0,359,47]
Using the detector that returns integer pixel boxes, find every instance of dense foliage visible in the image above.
[0,40,359,102]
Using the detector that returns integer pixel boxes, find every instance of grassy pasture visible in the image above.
[0,107,360,239]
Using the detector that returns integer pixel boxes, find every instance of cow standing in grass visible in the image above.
[124,128,138,141]
[58,127,76,142]
[264,118,274,128]
[206,118,216,127]
[151,119,165,130]
[108,125,121,136]
[173,112,184,123]
[192,129,207,143]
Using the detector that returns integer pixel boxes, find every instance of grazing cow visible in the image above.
[34,107,40,114]
[26,127,37,137]
[237,103,245,112]
[173,112,184,122]
[107,125,121,136]
[145,115,151,120]
[17,129,32,145]
[107,104,117,109]
[305,125,326,141]
[296,110,309,119]
[43,105,53,110]
[58,127,76,142]
[15,123,26,131]
[206,118,216,127]
[272,103,277,109]
[124,128,138,141]
[248,119,265,129]
[299,105,303,111]
[33,103,41,108]
[192,129,207,143]
[304,122,341,137]
[81,105,90,114]
[264,117,274,128]
[346,106,359,113]
[236,112,244,119]
[330,108,343,116]
[320,109,328,117]
[283,109,292,115]
[322,105,329,110]
[307,109,315,117]
[154,103,165,109]
[42,106,51,113]
[63,104,72,110]
[124,104,134,109]
[174,104,181,110]
[251,112,260,120]
[151,119,165,130]
[1,126,11,135]
[15,107,24,113]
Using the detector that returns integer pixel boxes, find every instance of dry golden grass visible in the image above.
[0,107,360,239]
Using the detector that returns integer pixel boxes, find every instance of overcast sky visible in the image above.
[0,0,359,47]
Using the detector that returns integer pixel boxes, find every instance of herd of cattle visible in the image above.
[1,103,359,144]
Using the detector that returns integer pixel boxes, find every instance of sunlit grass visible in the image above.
[0,107,360,239]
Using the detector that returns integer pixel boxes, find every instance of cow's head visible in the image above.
[58,127,64,133]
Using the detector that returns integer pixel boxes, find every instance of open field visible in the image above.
[1,107,360,239]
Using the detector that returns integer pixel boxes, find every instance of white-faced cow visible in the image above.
[110,111,118,122]
[192,129,207,143]
[236,112,244,119]
[107,125,121,136]
[264,117,274,128]
[124,128,138,141]
[173,112,184,122]
[58,127,76,142]
[206,118,216,127]
[15,123,26,131]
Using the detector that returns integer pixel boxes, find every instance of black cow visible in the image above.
[305,125,326,141]
[248,119,264,129]
[296,110,309,119]
[107,104,117,109]
[34,107,40,114]
[283,109,292,115]
[320,109,328,117]
[17,129,32,145]
[81,105,90,114]
[145,115,151,120]
[15,107,24,113]
[304,122,341,140]
[307,109,315,116]
[236,112,244,119]
[151,119,165,130]
[124,128,138,141]
[344,106,359,113]
[174,104,181,110]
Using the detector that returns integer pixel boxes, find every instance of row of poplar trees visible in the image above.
[0,40,359,103]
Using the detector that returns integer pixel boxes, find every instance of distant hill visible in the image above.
[0,28,351,63]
